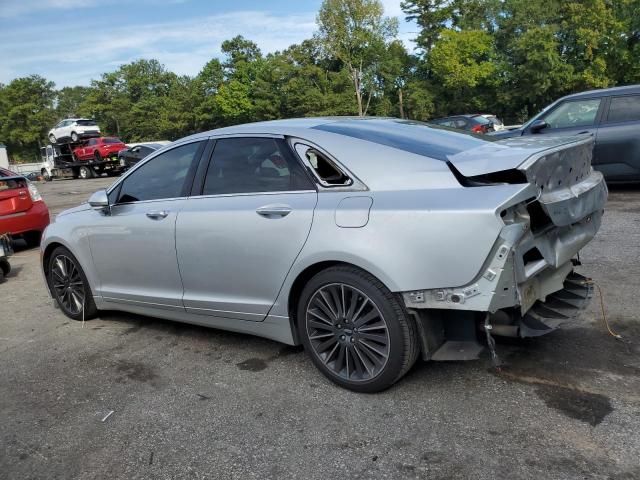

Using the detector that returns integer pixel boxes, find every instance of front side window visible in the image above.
[606,95,640,124]
[203,137,313,195]
[117,141,203,203]
[542,99,601,129]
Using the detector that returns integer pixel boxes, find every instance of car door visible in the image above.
[87,140,205,310]
[593,94,640,181]
[61,120,73,140]
[176,136,317,321]
[78,139,93,160]
[531,97,605,138]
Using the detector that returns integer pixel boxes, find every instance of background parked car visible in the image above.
[491,84,640,182]
[118,143,164,170]
[73,137,127,162]
[48,119,100,144]
[481,114,505,131]
[0,167,50,247]
[430,114,495,134]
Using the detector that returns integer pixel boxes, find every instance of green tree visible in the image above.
[0,75,56,161]
[317,0,399,116]
[56,86,91,119]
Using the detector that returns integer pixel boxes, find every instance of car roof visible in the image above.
[431,114,484,121]
[559,84,640,101]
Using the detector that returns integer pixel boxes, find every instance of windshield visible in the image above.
[76,119,97,126]
[103,137,122,144]
[313,118,497,161]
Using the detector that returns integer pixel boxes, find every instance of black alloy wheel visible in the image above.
[298,266,419,393]
[48,246,98,320]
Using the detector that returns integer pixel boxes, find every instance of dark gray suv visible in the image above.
[493,85,640,182]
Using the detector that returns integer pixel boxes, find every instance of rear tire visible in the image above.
[0,258,10,279]
[47,246,98,321]
[49,134,57,144]
[297,266,419,393]
[94,151,102,162]
[71,132,79,142]
[78,165,93,179]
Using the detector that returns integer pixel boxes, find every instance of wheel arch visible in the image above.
[42,240,96,298]
[286,260,395,345]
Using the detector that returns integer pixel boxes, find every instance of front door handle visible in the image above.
[256,205,292,218]
[146,210,169,220]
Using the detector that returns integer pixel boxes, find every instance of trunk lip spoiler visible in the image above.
[448,135,595,178]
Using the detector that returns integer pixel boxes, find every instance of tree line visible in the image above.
[1,0,638,162]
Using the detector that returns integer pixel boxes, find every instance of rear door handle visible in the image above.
[146,210,169,220]
[256,205,292,218]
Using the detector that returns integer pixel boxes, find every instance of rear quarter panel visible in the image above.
[269,183,533,317]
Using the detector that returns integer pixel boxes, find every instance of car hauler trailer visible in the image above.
[40,141,123,180]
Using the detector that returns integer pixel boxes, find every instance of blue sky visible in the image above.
[0,0,417,88]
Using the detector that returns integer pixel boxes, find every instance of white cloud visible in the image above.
[0,2,417,87]
[0,0,101,18]
[0,10,317,86]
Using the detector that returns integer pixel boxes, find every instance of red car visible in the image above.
[73,137,127,161]
[0,167,50,247]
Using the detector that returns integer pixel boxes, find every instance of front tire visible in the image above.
[297,266,419,393]
[49,134,57,144]
[47,246,98,321]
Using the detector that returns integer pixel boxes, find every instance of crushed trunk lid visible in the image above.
[448,135,607,227]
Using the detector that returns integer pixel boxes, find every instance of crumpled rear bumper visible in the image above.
[403,167,607,318]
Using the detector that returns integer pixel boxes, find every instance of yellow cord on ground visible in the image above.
[586,279,623,340]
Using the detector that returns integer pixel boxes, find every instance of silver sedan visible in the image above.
[41,118,607,392]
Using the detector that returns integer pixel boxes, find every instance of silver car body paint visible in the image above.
[41,118,607,345]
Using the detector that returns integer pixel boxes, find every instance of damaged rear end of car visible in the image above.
[403,136,607,361]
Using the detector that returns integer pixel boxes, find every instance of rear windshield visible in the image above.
[103,137,122,144]
[313,119,494,161]
[471,115,491,125]
[0,177,27,190]
[76,119,97,126]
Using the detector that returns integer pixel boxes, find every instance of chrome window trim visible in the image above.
[109,196,188,207]
[188,189,317,201]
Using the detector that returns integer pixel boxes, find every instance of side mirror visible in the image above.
[88,189,109,209]
[529,119,548,133]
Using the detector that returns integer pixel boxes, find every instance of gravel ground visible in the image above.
[1,178,639,479]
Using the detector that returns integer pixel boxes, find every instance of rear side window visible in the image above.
[203,137,313,195]
[117,141,203,203]
[294,143,351,186]
[606,95,640,124]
